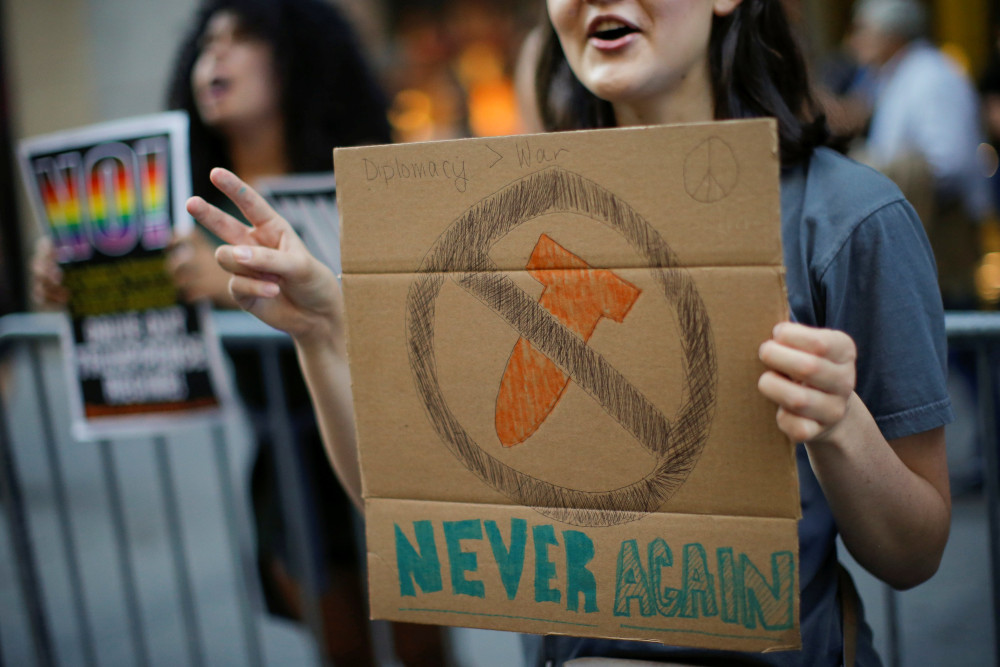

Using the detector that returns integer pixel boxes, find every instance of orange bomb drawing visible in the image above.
[495,234,641,447]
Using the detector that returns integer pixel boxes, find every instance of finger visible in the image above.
[31,283,50,309]
[208,168,284,233]
[34,236,55,263]
[774,407,826,444]
[33,282,69,309]
[229,274,280,311]
[214,245,283,283]
[216,244,310,282]
[186,195,254,246]
[771,322,856,364]
[758,339,855,396]
[757,370,848,426]
[167,229,191,250]
[31,244,60,277]
[34,267,64,297]
[165,242,195,274]
[34,263,63,289]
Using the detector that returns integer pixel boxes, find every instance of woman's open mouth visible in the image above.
[208,76,231,97]
[587,17,640,50]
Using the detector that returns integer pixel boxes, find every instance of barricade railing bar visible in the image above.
[0,310,998,666]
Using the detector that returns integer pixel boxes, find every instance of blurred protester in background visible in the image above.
[34,0,444,663]
[846,0,992,310]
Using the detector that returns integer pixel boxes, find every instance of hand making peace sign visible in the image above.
[185,168,343,346]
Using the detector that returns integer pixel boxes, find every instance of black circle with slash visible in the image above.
[405,166,717,527]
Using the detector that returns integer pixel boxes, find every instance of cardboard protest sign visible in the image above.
[18,112,231,440]
[334,119,799,652]
[256,172,341,275]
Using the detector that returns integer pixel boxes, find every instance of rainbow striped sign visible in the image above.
[30,135,173,262]
[15,113,229,441]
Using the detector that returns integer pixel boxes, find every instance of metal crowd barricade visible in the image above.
[0,310,330,666]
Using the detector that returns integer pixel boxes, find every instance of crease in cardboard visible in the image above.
[344,264,788,277]
[362,495,797,526]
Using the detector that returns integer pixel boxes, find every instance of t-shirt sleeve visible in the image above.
[817,198,955,441]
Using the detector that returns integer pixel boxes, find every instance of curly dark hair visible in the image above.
[166,0,391,198]
[535,0,829,165]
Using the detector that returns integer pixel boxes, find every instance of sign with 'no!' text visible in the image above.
[18,112,231,440]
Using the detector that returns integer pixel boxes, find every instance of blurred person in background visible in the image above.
[846,0,992,310]
[33,0,444,663]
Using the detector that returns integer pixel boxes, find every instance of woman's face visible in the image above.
[191,10,281,131]
[547,0,742,123]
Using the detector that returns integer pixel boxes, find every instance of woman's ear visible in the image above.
[713,0,744,17]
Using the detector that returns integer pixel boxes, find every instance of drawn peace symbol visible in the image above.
[683,136,739,203]
[405,166,717,527]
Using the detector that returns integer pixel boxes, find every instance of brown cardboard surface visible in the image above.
[334,119,799,651]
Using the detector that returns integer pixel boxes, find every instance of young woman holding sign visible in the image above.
[188,0,952,665]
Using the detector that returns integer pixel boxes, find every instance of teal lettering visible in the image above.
[563,530,598,613]
[614,538,795,630]
[679,543,717,619]
[395,521,442,597]
[648,538,680,617]
[614,539,654,617]
[443,520,485,598]
[484,519,527,601]
[741,551,795,631]
[717,547,742,624]
[533,525,561,604]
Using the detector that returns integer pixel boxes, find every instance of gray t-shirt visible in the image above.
[531,147,954,666]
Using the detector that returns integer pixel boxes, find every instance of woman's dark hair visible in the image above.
[535,0,828,164]
[166,0,392,198]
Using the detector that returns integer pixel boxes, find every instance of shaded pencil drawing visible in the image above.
[405,166,717,527]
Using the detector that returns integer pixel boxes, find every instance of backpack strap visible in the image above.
[838,564,859,667]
